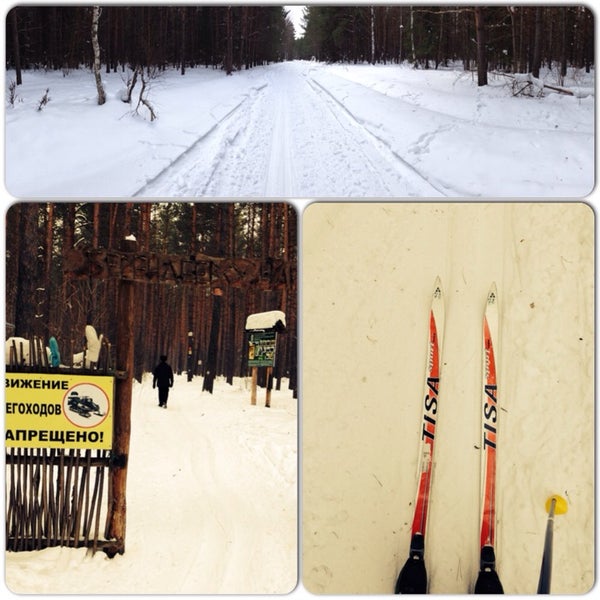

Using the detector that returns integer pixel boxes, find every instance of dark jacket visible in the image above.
[153,360,174,388]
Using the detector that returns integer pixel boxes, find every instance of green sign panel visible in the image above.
[248,330,277,367]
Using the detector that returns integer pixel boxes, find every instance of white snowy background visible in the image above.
[302,203,594,595]
[4,60,594,198]
[5,374,298,594]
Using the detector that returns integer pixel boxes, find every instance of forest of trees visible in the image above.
[6,6,594,86]
[296,5,594,77]
[5,203,298,395]
[6,5,296,78]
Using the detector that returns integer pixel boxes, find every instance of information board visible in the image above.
[248,330,277,367]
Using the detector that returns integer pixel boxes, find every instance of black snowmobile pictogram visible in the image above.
[67,391,104,419]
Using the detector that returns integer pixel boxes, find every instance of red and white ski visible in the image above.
[395,277,445,594]
[474,282,504,594]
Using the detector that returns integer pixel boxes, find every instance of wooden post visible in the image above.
[105,239,136,555]
[251,366,258,405]
[265,366,273,408]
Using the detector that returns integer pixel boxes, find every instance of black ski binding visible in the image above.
[474,545,504,594]
[395,534,427,594]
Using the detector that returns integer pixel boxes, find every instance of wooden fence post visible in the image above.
[105,239,136,555]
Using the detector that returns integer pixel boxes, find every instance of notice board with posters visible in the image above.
[5,372,114,450]
[248,329,277,368]
[245,310,286,369]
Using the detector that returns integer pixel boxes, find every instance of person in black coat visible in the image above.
[152,355,174,408]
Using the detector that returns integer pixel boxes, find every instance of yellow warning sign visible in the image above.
[5,373,114,449]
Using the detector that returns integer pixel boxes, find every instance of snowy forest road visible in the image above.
[134,62,444,198]
[6,60,593,198]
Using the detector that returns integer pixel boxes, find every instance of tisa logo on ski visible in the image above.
[483,383,498,450]
[423,305,441,442]
[421,376,439,442]
[482,322,498,450]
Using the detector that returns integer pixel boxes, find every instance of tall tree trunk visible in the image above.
[225,6,233,75]
[203,294,222,393]
[370,6,375,65]
[179,7,186,75]
[409,7,416,66]
[531,6,543,78]
[91,6,106,105]
[44,203,55,335]
[398,7,404,63]
[436,11,445,69]
[92,203,100,248]
[105,242,136,553]
[10,8,22,85]
[508,7,519,73]
[474,7,488,86]
[559,7,568,85]
[15,204,41,339]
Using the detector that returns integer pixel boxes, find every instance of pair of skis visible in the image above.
[395,278,503,594]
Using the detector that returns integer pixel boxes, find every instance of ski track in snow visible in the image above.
[127,375,297,594]
[303,72,450,196]
[135,63,446,198]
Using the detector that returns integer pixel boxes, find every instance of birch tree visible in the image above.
[91,6,106,105]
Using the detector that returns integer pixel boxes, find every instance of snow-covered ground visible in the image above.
[5,374,298,594]
[302,203,594,594]
[5,61,594,198]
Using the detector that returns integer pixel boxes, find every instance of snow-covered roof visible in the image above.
[245,310,286,331]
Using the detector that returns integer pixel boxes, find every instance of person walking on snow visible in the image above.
[153,355,174,408]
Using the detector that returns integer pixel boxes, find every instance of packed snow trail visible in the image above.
[127,374,297,594]
[5,61,593,197]
[135,62,444,197]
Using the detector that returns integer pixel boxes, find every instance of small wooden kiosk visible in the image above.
[245,310,286,407]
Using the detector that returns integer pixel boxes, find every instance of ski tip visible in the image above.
[433,276,443,297]
[486,282,498,306]
[546,494,568,515]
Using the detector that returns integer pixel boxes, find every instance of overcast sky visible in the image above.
[285,5,306,38]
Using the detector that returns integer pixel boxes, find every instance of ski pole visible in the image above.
[537,494,568,594]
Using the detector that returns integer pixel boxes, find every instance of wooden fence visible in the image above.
[6,448,111,553]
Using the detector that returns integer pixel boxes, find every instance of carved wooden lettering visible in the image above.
[63,248,291,291]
